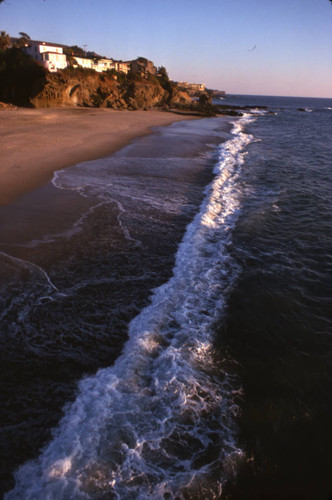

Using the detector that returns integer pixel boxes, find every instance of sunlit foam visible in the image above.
[47,457,73,478]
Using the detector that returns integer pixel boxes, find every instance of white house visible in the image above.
[23,40,67,72]
[95,58,116,72]
[72,56,94,70]
[72,56,130,75]
[75,57,116,73]
[178,82,206,92]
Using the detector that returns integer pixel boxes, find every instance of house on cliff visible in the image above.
[72,56,130,74]
[178,82,206,92]
[19,39,67,72]
[115,61,131,74]
[96,58,116,72]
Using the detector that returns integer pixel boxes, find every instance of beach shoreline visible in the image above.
[0,114,233,496]
[0,107,198,206]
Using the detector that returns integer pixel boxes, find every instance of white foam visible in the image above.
[52,157,205,216]
[0,251,66,324]
[0,251,58,293]
[6,115,255,499]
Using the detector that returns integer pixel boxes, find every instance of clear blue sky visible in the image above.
[1,0,332,97]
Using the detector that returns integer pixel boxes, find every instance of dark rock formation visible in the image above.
[198,92,212,105]
[121,76,166,110]
[207,89,226,98]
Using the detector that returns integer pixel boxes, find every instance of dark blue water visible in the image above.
[218,95,332,499]
[1,96,332,499]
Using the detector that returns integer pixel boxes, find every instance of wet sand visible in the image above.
[0,107,197,206]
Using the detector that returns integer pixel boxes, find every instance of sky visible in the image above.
[1,0,332,97]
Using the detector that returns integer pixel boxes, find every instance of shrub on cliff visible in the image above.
[0,47,45,76]
[105,68,127,83]
[62,66,97,77]
[63,45,86,57]
[0,48,47,106]
[0,31,10,51]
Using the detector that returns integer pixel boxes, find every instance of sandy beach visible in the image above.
[0,107,196,206]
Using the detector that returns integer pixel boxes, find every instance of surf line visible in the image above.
[0,250,59,293]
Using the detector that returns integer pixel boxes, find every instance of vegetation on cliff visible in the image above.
[0,48,47,106]
[0,31,11,51]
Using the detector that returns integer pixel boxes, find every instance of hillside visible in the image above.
[0,48,191,110]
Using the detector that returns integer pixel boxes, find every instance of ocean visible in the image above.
[1,95,331,499]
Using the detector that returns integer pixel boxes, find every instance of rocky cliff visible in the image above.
[30,70,126,108]
[0,48,191,110]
